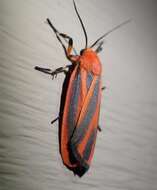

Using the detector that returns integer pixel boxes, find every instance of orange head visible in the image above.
[79,48,102,75]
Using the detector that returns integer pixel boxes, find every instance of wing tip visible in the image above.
[69,143,90,177]
[72,165,89,177]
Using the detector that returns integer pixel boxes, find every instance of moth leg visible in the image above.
[35,65,71,79]
[50,66,71,79]
[46,18,77,61]
[98,125,102,132]
[34,66,52,74]
[59,33,75,56]
[51,116,60,125]
[101,86,106,91]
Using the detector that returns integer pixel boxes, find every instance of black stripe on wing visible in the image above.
[70,76,100,146]
[67,70,81,138]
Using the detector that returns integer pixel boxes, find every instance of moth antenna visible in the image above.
[91,19,132,48]
[73,0,88,49]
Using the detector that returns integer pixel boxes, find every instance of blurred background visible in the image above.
[0,0,157,189]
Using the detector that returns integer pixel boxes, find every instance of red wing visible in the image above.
[70,74,101,170]
[60,65,101,176]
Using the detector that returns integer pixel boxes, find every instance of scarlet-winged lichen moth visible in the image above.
[35,0,131,177]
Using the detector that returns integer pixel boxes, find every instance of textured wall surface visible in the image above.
[0,0,157,189]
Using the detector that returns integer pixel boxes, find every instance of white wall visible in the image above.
[0,0,157,189]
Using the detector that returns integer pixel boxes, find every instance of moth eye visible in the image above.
[80,49,85,55]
